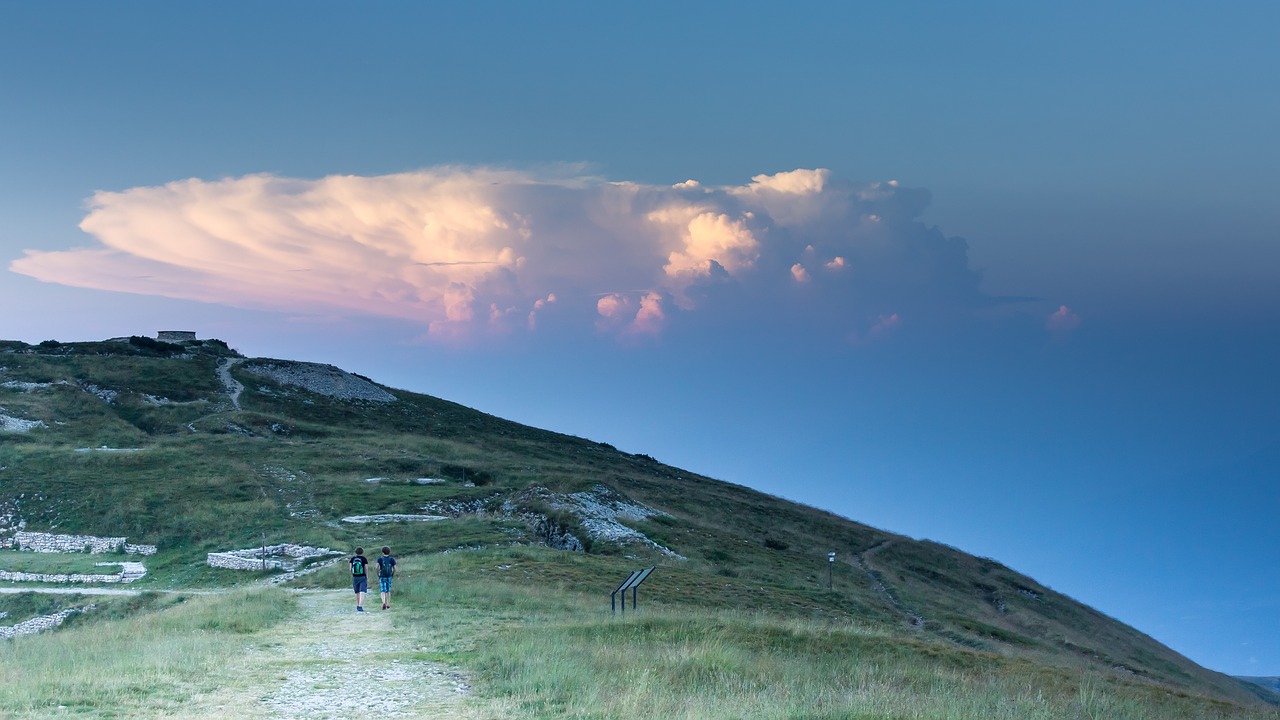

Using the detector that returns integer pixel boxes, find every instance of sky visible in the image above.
[2,2,1277,675]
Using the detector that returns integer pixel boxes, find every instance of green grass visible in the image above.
[390,549,1280,720]
[0,548,1274,719]
[0,592,93,624]
[0,550,137,575]
[0,588,293,717]
[2,340,1277,716]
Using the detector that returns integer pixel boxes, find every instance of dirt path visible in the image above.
[0,586,141,596]
[217,358,245,411]
[182,589,472,718]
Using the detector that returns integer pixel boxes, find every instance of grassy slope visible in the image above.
[0,338,1272,715]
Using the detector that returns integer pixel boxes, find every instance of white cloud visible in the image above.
[11,167,989,344]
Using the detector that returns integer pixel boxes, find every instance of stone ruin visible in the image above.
[206,543,340,572]
[11,531,156,556]
[0,606,96,639]
[0,562,146,584]
[0,532,154,585]
[157,330,196,341]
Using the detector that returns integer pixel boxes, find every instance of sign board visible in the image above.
[611,566,656,614]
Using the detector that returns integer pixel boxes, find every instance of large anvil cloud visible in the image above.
[11,167,987,342]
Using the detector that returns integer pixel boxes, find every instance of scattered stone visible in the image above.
[225,422,254,436]
[0,380,55,392]
[414,478,446,485]
[364,477,387,484]
[428,485,684,558]
[76,381,118,404]
[0,605,95,639]
[262,465,318,519]
[537,484,684,558]
[421,494,503,517]
[242,361,397,403]
[340,514,448,524]
[73,446,143,453]
[0,414,46,432]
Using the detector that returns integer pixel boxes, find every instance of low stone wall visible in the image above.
[207,544,339,572]
[0,606,95,639]
[13,531,157,556]
[265,557,344,585]
[0,561,146,584]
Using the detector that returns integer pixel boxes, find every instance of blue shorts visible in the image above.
[352,576,368,594]
[379,577,393,593]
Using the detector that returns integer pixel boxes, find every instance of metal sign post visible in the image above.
[611,566,656,614]
[828,551,835,590]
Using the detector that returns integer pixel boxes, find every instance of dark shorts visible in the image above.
[379,576,393,593]
[352,575,368,594]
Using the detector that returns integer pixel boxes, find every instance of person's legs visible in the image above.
[380,577,392,609]
[354,576,367,611]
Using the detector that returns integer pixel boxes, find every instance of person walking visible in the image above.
[350,547,371,612]
[377,545,397,610]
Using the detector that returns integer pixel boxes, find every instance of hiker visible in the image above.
[351,546,370,612]
[377,545,397,610]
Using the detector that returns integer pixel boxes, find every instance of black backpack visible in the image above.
[351,556,367,577]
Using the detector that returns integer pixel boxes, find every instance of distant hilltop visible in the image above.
[3,335,240,358]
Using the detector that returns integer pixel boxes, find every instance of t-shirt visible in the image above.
[377,556,397,578]
[350,555,369,577]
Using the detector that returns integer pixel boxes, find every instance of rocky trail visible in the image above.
[217,357,244,411]
[182,589,472,719]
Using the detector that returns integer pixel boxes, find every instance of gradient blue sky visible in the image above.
[2,3,1277,675]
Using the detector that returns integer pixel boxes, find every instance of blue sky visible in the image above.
[2,3,1277,675]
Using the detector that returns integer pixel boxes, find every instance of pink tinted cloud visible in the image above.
[11,166,990,344]
[1046,305,1082,337]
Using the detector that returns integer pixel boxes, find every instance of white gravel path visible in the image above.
[257,590,471,718]
[217,358,245,411]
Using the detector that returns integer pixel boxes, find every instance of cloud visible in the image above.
[11,167,990,344]
[850,312,901,345]
[1046,305,1082,338]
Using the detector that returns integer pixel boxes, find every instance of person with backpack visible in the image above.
[377,545,397,610]
[350,547,371,612]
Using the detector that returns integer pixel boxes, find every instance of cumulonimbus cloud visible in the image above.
[10,167,990,343]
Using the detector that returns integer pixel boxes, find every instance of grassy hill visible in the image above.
[1,336,1275,718]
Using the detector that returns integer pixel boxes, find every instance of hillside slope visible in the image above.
[0,336,1269,712]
